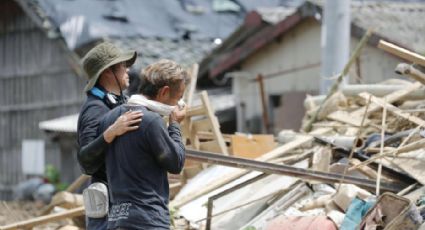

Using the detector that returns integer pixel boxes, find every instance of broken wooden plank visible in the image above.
[187,105,206,117]
[50,191,83,209]
[378,40,425,67]
[0,207,84,230]
[352,82,422,117]
[182,64,199,142]
[358,92,425,127]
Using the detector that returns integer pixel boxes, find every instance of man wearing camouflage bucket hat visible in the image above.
[77,42,143,230]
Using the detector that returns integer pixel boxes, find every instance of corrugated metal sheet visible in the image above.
[39,114,78,133]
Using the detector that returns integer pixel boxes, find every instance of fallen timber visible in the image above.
[185,149,404,193]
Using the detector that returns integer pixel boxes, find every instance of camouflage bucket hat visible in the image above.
[82,42,137,92]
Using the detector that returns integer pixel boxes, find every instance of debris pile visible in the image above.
[170,40,425,230]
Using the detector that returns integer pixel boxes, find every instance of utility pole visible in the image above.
[320,0,351,94]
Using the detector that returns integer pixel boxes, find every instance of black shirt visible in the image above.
[99,104,185,230]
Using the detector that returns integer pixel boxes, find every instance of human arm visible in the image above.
[146,116,185,174]
[78,108,142,175]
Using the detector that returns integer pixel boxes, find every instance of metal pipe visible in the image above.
[185,149,405,192]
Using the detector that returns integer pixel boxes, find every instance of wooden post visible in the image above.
[66,174,90,193]
[200,91,229,155]
[304,29,373,132]
[182,64,200,144]
[256,74,271,133]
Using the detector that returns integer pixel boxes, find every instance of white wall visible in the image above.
[233,18,404,132]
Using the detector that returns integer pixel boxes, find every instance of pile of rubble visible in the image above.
[169,40,425,229]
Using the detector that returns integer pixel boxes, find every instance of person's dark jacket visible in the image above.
[99,104,185,230]
[77,93,110,182]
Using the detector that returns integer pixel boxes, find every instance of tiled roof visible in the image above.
[106,37,216,70]
[309,0,425,53]
[350,2,425,53]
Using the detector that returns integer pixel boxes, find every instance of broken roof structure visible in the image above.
[199,0,425,82]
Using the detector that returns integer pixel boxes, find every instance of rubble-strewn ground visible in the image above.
[0,201,81,229]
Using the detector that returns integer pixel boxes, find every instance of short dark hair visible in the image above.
[138,59,190,98]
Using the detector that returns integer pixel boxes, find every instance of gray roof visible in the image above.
[309,0,425,53]
[350,1,425,53]
[106,37,215,71]
[19,0,291,50]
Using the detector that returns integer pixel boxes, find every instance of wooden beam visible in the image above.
[185,64,199,107]
[200,91,229,155]
[0,207,85,230]
[358,92,425,127]
[378,40,425,67]
[352,82,422,117]
[182,64,199,144]
[186,105,206,117]
[67,174,90,193]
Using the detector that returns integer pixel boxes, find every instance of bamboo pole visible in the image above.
[376,98,387,196]
[257,74,271,133]
[335,95,371,193]
[304,29,372,132]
